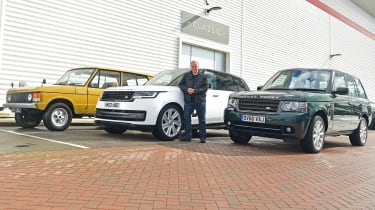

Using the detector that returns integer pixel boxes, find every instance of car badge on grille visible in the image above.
[260,95,279,99]
[243,95,258,99]
[124,95,129,99]
[265,107,271,110]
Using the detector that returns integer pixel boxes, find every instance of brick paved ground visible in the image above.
[1,137,375,209]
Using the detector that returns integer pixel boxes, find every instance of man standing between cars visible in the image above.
[179,60,209,143]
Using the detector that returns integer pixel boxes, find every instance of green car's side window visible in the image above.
[346,75,358,97]
[356,78,367,99]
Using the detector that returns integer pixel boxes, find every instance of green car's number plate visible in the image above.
[241,114,265,123]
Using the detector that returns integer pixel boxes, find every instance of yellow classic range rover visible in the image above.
[4,67,152,131]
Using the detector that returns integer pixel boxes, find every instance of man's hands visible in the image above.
[187,88,195,94]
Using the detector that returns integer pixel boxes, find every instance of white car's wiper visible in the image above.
[264,88,289,90]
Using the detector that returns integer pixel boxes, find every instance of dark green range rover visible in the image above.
[224,68,372,153]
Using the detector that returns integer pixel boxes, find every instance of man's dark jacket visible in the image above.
[179,70,209,103]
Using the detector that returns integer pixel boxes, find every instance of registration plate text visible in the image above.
[241,114,265,123]
[104,102,120,108]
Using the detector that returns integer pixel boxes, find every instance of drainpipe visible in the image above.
[240,0,245,78]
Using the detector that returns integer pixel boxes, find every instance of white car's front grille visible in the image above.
[101,91,134,102]
[96,108,146,121]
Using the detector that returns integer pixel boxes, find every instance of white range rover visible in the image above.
[95,69,249,140]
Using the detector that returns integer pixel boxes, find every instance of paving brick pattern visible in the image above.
[1,139,375,209]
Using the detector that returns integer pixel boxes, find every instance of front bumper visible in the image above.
[95,99,167,126]
[224,108,311,141]
[95,119,154,131]
[4,103,37,109]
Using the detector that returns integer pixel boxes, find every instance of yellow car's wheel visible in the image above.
[15,112,42,128]
[43,103,72,131]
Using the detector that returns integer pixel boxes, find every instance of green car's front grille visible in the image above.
[239,99,279,112]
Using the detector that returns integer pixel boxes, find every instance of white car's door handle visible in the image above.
[212,95,219,97]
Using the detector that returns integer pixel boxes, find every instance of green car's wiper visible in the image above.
[291,88,325,92]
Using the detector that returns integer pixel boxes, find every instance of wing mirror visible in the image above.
[333,87,349,95]
[257,86,263,91]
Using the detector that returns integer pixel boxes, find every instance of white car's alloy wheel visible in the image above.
[154,104,182,140]
[161,107,182,137]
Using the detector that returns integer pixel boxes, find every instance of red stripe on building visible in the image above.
[307,0,375,40]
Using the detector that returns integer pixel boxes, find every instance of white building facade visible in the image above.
[0,0,374,108]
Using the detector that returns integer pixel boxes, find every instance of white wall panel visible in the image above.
[0,0,175,104]
[331,18,375,100]
[0,0,374,106]
[214,0,243,76]
[243,0,300,88]
[0,0,7,110]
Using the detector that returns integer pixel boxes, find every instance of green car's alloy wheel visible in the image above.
[349,117,367,146]
[301,115,325,153]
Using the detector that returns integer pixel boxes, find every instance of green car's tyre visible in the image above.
[300,115,325,153]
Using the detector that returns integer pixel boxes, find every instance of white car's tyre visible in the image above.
[154,104,182,140]
[104,127,127,134]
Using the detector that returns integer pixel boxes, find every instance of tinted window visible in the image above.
[205,71,217,90]
[346,75,358,97]
[146,70,186,86]
[56,68,95,86]
[215,72,248,91]
[136,75,149,85]
[355,78,367,98]
[123,72,149,86]
[333,72,347,90]
[205,71,249,91]
[233,77,249,91]
[89,70,120,89]
[262,69,331,91]
[216,72,234,91]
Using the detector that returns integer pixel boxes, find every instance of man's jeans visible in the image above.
[182,102,206,140]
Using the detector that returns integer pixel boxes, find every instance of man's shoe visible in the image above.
[199,139,206,143]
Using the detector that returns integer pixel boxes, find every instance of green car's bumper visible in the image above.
[224,108,312,141]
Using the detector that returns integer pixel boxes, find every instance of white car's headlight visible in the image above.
[279,101,307,112]
[132,91,160,99]
[227,98,239,109]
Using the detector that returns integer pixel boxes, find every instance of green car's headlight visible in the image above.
[227,98,239,109]
[279,101,308,112]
